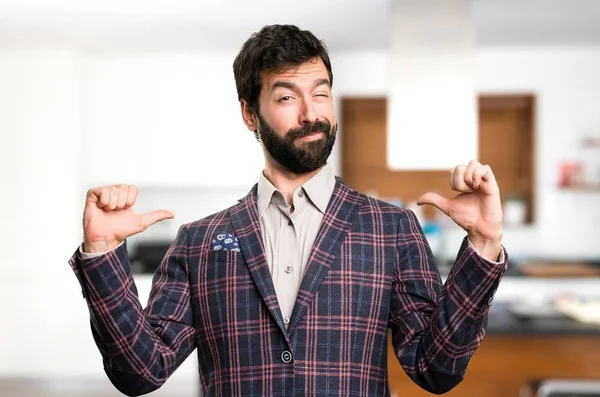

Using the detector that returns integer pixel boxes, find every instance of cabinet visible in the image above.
[82,54,263,187]
[388,333,600,397]
[341,96,536,223]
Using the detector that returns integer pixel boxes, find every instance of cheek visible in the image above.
[264,107,296,134]
[271,114,291,132]
[318,102,336,125]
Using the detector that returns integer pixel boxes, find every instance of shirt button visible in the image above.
[298,190,304,198]
[281,350,293,363]
[284,317,290,324]
[285,266,292,274]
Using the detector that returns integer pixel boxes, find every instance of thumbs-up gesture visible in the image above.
[82,184,174,253]
[417,160,503,261]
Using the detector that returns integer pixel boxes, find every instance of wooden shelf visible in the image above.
[388,333,600,397]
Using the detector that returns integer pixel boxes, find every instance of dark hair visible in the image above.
[233,24,333,112]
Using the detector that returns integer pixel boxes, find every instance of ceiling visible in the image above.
[0,0,599,52]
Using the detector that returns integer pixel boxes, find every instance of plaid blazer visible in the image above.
[69,177,508,397]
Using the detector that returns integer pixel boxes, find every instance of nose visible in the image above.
[300,98,318,124]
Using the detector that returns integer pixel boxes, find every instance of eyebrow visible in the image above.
[270,78,331,92]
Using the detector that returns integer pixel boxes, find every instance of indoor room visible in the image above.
[1,1,599,396]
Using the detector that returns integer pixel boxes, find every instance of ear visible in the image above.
[240,100,258,132]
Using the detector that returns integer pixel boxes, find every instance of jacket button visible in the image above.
[281,350,293,364]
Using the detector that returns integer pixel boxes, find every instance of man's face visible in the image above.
[243,58,337,175]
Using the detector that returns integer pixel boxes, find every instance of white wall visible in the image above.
[81,52,263,187]
[0,50,89,376]
[0,50,199,388]
[0,50,83,281]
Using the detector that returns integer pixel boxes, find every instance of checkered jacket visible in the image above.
[69,177,507,396]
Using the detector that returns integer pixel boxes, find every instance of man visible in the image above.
[69,24,507,396]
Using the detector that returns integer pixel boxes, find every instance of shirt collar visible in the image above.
[256,163,336,219]
[301,162,336,214]
[257,172,280,219]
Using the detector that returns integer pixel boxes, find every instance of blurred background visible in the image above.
[1,0,600,396]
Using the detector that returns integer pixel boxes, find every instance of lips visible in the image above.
[297,132,324,141]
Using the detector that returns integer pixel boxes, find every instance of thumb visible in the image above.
[139,209,175,230]
[416,192,450,216]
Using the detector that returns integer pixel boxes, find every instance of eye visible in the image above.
[279,96,293,102]
[313,93,330,100]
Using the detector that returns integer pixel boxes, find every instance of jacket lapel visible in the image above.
[230,185,287,334]
[287,178,364,333]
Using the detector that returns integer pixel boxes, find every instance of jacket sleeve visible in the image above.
[389,210,507,395]
[68,224,196,396]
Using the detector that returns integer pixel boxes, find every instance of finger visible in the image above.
[464,160,481,189]
[472,165,489,189]
[116,184,128,209]
[452,165,474,193]
[86,187,102,204]
[481,164,496,184]
[96,187,111,208]
[448,167,456,190]
[479,164,500,194]
[106,185,119,210]
[125,185,138,208]
[416,192,450,216]
[139,209,175,230]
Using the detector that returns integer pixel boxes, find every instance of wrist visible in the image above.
[83,239,120,254]
[468,235,503,262]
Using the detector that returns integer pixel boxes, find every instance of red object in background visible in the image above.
[559,162,583,187]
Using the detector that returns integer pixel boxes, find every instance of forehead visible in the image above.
[261,58,330,90]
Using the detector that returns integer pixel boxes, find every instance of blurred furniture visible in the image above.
[554,296,600,325]
[522,379,600,397]
[340,95,536,223]
[130,241,172,274]
[519,261,600,278]
[387,303,600,397]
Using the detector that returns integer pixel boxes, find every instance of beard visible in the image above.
[256,113,337,175]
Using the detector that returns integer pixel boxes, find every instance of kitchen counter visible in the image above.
[388,303,600,397]
[436,257,600,279]
[388,254,600,397]
[486,301,600,335]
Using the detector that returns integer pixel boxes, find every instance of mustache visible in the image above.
[287,120,332,140]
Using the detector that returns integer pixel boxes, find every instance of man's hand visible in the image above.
[83,184,174,253]
[417,160,503,262]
